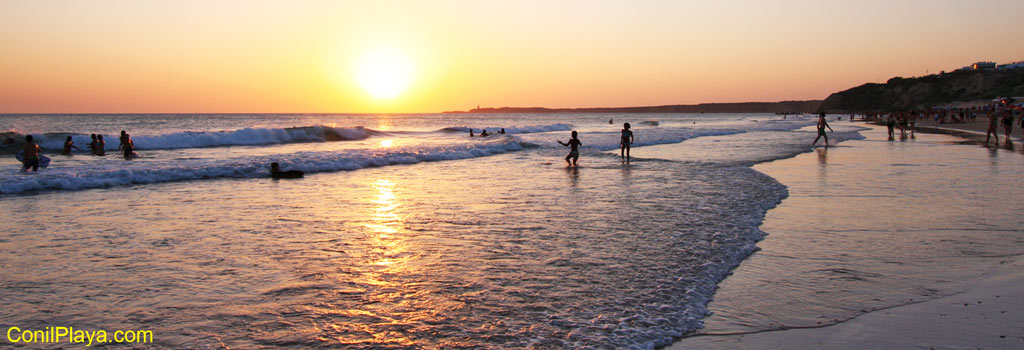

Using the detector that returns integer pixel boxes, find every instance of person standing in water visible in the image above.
[812,112,833,148]
[21,135,41,172]
[95,134,106,156]
[88,134,98,155]
[118,130,135,159]
[886,114,896,140]
[620,122,634,162]
[557,130,583,167]
[61,136,80,155]
[985,106,1000,146]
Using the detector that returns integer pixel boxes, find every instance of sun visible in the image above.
[354,48,414,100]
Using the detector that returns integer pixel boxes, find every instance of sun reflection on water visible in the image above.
[366,179,407,267]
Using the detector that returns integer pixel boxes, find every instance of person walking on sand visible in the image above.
[21,135,41,172]
[61,136,80,155]
[812,113,833,148]
[620,122,634,162]
[557,130,583,167]
[985,106,1000,146]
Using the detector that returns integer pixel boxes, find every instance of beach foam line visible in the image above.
[0,138,525,195]
[4,125,377,153]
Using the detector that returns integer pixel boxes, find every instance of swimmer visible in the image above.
[61,136,80,155]
[270,162,304,179]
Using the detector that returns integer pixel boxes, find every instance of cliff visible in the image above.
[443,100,821,114]
[819,69,1024,113]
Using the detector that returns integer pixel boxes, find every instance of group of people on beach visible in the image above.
[856,99,1023,145]
[554,122,634,167]
[983,100,1024,145]
[884,112,918,140]
[18,130,137,172]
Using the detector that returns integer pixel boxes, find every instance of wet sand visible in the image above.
[668,124,1024,349]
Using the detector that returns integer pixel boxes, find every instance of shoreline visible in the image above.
[667,124,1024,349]
[672,256,1024,349]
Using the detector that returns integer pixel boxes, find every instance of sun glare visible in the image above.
[354,49,414,100]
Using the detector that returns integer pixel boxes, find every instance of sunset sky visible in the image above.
[2,0,1023,113]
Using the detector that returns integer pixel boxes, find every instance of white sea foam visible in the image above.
[0,138,524,194]
[25,126,375,152]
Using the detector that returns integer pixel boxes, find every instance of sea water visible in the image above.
[0,113,861,349]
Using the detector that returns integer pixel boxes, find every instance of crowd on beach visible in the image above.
[857,98,1024,145]
[17,131,136,172]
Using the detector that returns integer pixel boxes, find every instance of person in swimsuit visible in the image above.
[480,129,489,137]
[270,162,304,179]
[88,134,98,155]
[61,136,80,155]
[985,106,1000,146]
[812,112,833,148]
[21,135,41,172]
[620,122,634,162]
[1002,108,1014,143]
[557,130,582,167]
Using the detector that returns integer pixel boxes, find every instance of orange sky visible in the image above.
[2,0,1023,113]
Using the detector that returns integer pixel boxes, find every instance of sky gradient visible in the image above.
[2,0,1023,113]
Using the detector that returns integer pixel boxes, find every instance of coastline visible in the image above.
[672,257,1024,349]
[668,123,1024,349]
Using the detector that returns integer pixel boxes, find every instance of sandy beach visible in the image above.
[669,123,1024,349]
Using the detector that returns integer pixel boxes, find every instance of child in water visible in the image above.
[557,131,583,167]
[270,162,304,179]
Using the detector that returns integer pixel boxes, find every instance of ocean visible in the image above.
[1,113,865,348]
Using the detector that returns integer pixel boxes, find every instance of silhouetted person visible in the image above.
[61,136,80,155]
[119,130,135,159]
[985,107,999,146]
[886,115,896,140]
[480,129,489,137]
[88,134,98,154]
[21,135,41,172]
[620,122,633,161]
[469,129,474,137]
[95,134,106,156]
[270,162,304,179]
[499,128,506,134]
[812,113,833,148]
[557,130,582,167]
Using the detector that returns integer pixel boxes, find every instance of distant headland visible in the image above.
[443,100,822,114]
[819,61,1024,113]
